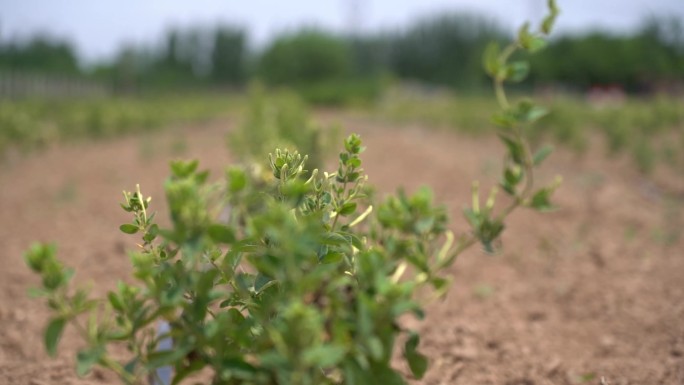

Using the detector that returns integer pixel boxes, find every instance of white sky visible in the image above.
[1,0,682,62]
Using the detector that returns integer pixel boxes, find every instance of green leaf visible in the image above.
[498,135,525,165]
[526,106,549,123]
[518,23,548,53]
[541,0,560,34]
[45,318,66,357]
[254,273,275,293]
[529,188,556,211]
[146,346,192,369]
[119,224,139,235]
[533,145,554,165]
[76,345,105,376]
[107,292,124,312]
[347,157,362,168]
[483,42,500,77]
[367,336,384,361]
[226,167,247,193]
[302,345,347,367]
[491,112,516,129]
[207,224,236,244]
[170,159,199,178]
[514,100,548,123]
[404,332,428,379]
[25,243,56,273]
[338,202,357,216]
[320,251,345,264]
[524,36,547,53]
[502,166,523,195]
[505,61,530,83]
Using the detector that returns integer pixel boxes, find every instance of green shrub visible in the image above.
[258,30,352,87]
[227,84,338,174]
[25,3,561,384]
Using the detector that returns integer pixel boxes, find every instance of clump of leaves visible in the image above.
[25,2,561,384]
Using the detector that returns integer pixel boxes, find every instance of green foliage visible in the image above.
[211,27,248,85]
[258,30,352,87]
[256,30,386,106]
[0,93,238,158]
[374,91,684,175]
[25,128,556,383]
[25,3,561,384]
[391,12,507,89]
[529,16,684,91]
[227,84,337,174]
[0,35,80,74]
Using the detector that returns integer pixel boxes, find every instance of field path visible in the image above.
[1,117,682,384]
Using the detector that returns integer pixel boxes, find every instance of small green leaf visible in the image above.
[518,23,548,53]
[76,345,105,376]
[107,292,124,312]
[529,188,556,211]
[45,317,66,357]
[24,243,56,273]
[491,112,516,129]
[227,167,247,193]
[320,251,345,264]
[514,100,548,123]
[367,336,384,361]
[119,224,139,235]
[338,202,357,216]
[146,346,192,369]
[526,106,549,122]
[505,61,530,83]
[533,145,554,165]
[404,332,428,379]
[207,224,236,244]
[347,157,362,168]
[302,345,347,367]
[170,159,199,178]
[541,0,560,34]
[483,42,500,77]
[499,135,525,165]
[254,273,275,293]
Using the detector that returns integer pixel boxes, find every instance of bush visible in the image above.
[227,84,338,174]
[25,3,561,384]
[258,30,352,87]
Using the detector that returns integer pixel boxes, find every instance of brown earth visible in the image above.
[1,116,683,385]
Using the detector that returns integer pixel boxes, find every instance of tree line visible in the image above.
[1,13,682,97]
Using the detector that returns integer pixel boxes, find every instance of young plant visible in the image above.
[25,2,561,384]
[227,82,339,175]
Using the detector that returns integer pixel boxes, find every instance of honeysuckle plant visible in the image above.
[25,2,561,384]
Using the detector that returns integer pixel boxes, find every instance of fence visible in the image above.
[0,71,110,99]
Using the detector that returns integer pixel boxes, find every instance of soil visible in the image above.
[1,115,683,385]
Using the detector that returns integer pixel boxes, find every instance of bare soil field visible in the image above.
[1,116,683,385]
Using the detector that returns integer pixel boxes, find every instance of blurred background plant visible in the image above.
[227,83,339,175]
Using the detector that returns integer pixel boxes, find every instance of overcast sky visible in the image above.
[1,0,683,62]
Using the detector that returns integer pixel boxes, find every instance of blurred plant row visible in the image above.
[373,90,684,174]
[0,94,238,157]
[1,86,682,176]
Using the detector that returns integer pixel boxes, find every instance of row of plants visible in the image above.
[373,89,684,174]
[226,84,339,173]
[24,2,562,384]
[0,93,240,158]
